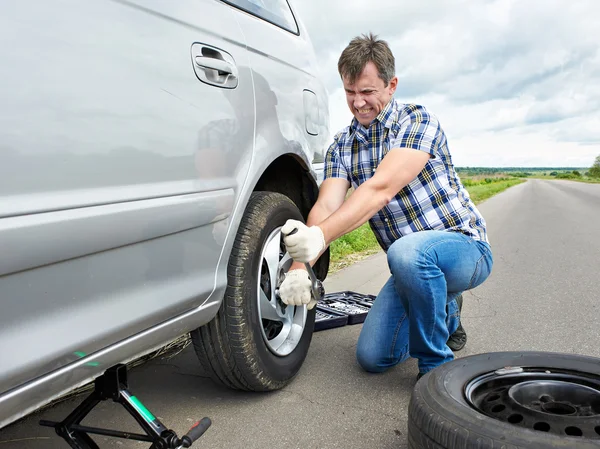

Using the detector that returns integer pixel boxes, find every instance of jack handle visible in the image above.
[178,417,212,448]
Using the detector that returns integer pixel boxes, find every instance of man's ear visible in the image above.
[388,76,398,95]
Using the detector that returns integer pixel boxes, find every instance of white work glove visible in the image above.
[281,219,326,263]
[278,269,317,310]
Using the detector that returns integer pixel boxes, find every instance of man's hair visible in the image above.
[338,32,396,85]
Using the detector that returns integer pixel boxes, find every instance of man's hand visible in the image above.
[282,219,326,263]
[278,269,317,310]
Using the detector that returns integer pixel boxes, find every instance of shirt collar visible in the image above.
[377,98,397,130]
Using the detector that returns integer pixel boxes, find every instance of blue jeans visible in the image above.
[356,230,493,375]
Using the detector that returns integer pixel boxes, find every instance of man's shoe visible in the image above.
[447,294,467,352]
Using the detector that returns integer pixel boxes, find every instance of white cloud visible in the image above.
[294,0,600,167]
[452,131,600,167]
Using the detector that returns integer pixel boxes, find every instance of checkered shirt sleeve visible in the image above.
[390,105,442,157]
[324,132,350,182]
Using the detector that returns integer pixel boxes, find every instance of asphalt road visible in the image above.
[1,179,599,448]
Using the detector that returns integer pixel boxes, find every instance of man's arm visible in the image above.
[318,147,430,244]
[288,177,350,271]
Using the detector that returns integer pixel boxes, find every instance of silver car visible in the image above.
[0,0,329,429]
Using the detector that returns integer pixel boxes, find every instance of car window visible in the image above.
[222,0,299,34]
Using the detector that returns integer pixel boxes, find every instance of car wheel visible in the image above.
[408,351,600,448]
[191,191,315,391]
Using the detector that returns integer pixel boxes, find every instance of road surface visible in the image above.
[1,179,599,448]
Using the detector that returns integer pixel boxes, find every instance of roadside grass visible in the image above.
[328,177,525,273]
[530,174,600,184]
[465,178,525,203]
[329,221,382,272]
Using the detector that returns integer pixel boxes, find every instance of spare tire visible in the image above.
[409,351,600,449]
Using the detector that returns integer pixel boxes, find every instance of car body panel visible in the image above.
[0,298,224,429]
[0,0,254,421]
[204,1,330,309]
[0,0,329,428]
[228,0,329,179]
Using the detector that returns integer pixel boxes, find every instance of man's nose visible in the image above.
[353,95,366,108]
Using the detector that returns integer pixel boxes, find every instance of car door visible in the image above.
[219,0,329,172]
[0,0,254,394]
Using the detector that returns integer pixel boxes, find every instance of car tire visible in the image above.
[191,191,315,391]
[409,351,600,449]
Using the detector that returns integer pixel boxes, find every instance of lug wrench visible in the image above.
[283,227,324,303]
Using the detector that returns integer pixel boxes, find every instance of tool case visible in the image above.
[316,292,374,325]
[325,291,376,308]
[313,291,378,331]
[314,308,348,332]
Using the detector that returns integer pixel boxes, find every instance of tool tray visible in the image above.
[316,293,372,325]
[314,308,348,332]
[325,291,376,308]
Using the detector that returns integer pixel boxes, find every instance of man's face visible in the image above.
[343,61,398,127]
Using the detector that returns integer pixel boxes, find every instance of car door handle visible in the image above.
[195,56,236,75]
[191,43,238,89]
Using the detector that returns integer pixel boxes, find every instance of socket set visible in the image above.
[314,308,348,332]
[317,300,369,325]
[325,291,376,308]
[316,294,373,326]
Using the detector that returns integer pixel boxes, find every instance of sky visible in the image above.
[294,0,600,167]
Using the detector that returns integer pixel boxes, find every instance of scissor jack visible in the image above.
[40,364,211,449]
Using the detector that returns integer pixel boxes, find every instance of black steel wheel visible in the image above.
[409,351,600,449]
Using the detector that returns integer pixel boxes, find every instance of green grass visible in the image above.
[329,222,381,271]
[328,178,525,272]
[464,179,525,203]
[530,174,600,183]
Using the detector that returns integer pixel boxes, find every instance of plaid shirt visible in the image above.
[324,98,488,251]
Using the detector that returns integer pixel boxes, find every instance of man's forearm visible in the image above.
[319,182,389,245]
[318,149,430,244]
[287,183,387,271]
[289,201,335,271]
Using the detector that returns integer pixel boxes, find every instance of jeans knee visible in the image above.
[387,240,427,282]
[356,343,387,373]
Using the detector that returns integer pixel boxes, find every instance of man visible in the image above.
[279,33,493,379]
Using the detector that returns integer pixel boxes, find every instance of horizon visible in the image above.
[456,166,590,169]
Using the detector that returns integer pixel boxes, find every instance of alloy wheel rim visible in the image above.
[256,227,307,356]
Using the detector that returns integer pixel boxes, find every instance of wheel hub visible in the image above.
[509,380,600,417]
[466,368,600,439]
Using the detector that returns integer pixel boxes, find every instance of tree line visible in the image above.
[458,155,600,179]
